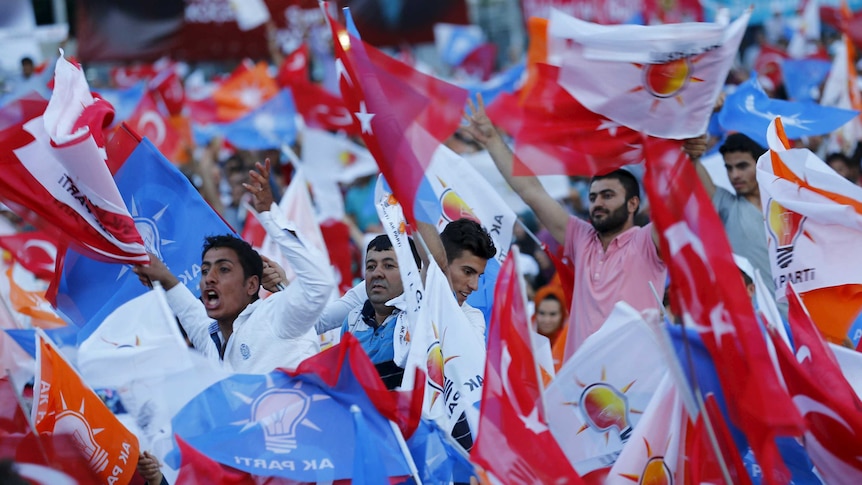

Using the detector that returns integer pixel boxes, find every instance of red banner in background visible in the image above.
[78,0,469,63]
[521,0,702,24]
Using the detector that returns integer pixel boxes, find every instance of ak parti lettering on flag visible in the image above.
[0,54,148,264]
[757,117,862,343]
[643,135,804,485]
[32,332,139,484]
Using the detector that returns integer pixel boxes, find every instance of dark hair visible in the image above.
[202,234,263,300]
[366,234,421,268]
[590,169,641,214]
[0,460,26,485]
[740,269,753,287]
[441,218,496,263]
[719,133,766,160]
[825,152,854,168]
[20,57,33,66]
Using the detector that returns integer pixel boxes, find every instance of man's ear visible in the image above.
[627,195,640,215]
[246,275,261,298]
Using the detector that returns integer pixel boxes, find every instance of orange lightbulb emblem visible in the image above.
[643,59,691,98]
[766,199,806,269]
[639,457,673,485]
[580,383,633,441]
[439,188,479,223]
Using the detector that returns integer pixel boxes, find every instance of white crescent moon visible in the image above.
[138,111,166,145]
[20,239,57,272]
[793,394,853,432]
[796,345,812,364]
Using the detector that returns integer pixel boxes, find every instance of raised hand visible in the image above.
[461,94,501,147]
[260,255,287,292]
[244,158,275,213]
[132,253,180,290]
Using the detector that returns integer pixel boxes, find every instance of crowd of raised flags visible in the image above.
[3,1,862,484]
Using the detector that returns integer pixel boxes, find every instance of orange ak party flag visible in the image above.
[31,332,139,485]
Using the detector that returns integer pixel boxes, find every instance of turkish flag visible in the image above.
[289,80,359,135]
[0,231,60,281]
[513,63,642,176]
[767,284,862,483]
[643,136,804,485]
[276,44,310,88]
[471,249,585,484]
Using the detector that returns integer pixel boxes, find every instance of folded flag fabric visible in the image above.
[756,118,862,342]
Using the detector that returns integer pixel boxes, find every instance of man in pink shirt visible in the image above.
[463,99,666,358]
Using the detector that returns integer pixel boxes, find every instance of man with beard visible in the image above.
[462,98,666,357]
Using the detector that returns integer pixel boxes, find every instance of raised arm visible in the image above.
[686,135,716,199]
[462,95,570,246]
[247,159,335,339]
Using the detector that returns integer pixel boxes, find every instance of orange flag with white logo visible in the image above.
[31,332,139,485]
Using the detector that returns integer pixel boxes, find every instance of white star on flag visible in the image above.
[354,101,375,134]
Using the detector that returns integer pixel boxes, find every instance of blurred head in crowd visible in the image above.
[826,152,860,185]
[533,285,567,341]
[20,57,34,79]
[441,218,496,305]
[588,169,640,235]
[720,133,766,197]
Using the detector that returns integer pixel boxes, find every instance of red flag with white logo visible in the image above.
[327,7,467,224]
[0,55,147,264]
[471,248,585,484]
[643,136,804,485]
[767,284,862,483]
[276,44,310,88]
[0,231,59,281]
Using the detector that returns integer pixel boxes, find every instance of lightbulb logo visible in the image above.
[249,388,312,454]
[619,438,674,485]
[766,198,807,269]
[425,322,456,407]
[437,178,479,224]
[630,57,705,111]
[117,197,175,281]
[567,367,640,443]
[52,393,109,473]
[339,150,357,167]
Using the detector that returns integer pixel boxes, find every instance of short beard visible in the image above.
[590,203,630,234]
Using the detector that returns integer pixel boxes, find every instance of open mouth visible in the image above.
[204,289,220,309]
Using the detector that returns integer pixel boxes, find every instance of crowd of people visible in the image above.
[2,3,862,484]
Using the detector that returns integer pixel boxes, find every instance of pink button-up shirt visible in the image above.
[563,216,666,357]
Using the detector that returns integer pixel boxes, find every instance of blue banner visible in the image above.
[193,89,297,150]
[169,359,411,481]
[53,137,235,343]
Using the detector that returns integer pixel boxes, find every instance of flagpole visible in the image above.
[656,285,735,485]
[646,282,699,418]
[387,420,423,485]
[511,245,550,420]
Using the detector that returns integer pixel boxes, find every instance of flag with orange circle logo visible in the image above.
[32,332,139,485]
[757,117,862,343]
[547,9,749,139]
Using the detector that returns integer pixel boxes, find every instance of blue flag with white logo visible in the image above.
[193,89,297,150]
[782,59,832,103]
[407,418,476,483]
[168,346,412,482]
[52,137,235,343]
[718,79,859,147]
